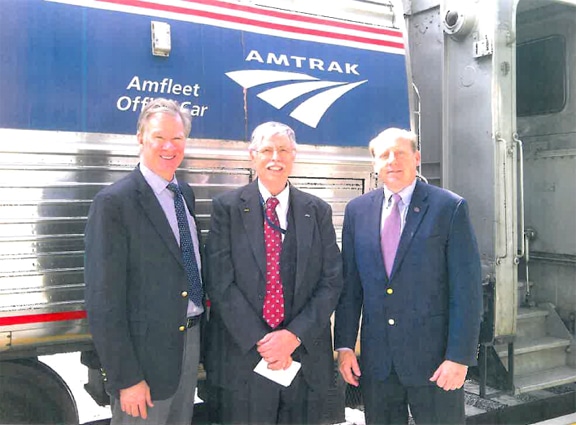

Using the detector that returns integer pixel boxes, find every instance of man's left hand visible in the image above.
[429,360,468,391]
[257,329,300,367]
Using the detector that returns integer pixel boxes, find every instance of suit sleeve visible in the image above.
[284,202,343,348]
[205,196,269,353]
[445,199,483,365]
[333,202,364,350]
[84,192,144,394]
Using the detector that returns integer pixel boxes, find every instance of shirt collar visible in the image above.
[258,179,290,208]
[383,179,417,207]
[139,162,177,195]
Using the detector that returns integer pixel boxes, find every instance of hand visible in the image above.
[430,360,468,391]
[257,330,300,366]
[337,349,361,387]
[119,380,154,419]
[266,356,293,371]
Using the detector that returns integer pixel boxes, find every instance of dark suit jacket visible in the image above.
[84,166,200,400]
[204,180,343,392]
[334,180,482,386]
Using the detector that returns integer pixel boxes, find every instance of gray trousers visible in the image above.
[111,324,200,425]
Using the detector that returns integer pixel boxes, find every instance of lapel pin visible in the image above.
[305,213,311,218]
[414,207,420,213]
[244,208,250,213]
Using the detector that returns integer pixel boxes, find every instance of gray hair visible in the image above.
[249,122,297,152]
[136,98,192,137]
[368,128,418,157]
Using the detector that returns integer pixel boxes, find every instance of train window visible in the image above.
[516,35,566,116]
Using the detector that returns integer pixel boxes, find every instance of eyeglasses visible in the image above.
[255,147,295,158]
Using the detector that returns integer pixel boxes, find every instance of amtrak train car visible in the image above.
[0,0,409,422]
[2,0,574,423]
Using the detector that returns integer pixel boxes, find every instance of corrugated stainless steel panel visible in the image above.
[0,129,372,353]
[289,176,367,246]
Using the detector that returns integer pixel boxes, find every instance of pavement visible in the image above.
[40,353,575,425]
[533,413,576,425]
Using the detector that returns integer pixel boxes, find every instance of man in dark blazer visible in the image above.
[334,128,482,424]
[205,122,343,424]
[85,98,203,424]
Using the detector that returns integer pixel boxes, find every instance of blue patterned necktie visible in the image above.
[167,183,203,307]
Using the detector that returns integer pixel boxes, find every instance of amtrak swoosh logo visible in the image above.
[225,70,367,128]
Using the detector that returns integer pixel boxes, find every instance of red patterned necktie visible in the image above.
[263,197,285,328]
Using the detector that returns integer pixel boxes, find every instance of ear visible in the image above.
[415,150,421,166]
[372,156,381,174]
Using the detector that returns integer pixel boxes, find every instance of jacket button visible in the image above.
[181,291,188,298]
[386,288,393,295]
[388,319,395,325]
[179,325,186,332]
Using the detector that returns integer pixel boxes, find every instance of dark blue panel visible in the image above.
[0,1,86,131]
[0,0,409,146]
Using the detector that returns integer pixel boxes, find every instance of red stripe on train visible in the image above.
[98,0,404,50]
[0,310,87,326]
[181,0,403,38]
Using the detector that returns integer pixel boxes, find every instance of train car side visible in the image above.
[0,0,409,422]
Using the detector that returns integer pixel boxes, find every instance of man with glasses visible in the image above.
[205,121,343,424]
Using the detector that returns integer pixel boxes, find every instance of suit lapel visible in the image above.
[178,183,204,259]
[390,180,429,278]
[240,181,267,280]
[179,182,203,246]
[134,168,183,267]
[366,188,388,282]
[180,183,196,218]
[290,186,314,295]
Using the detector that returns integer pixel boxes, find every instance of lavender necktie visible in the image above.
[381,193,402,277]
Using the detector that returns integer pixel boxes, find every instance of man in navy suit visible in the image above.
[85,98,203,424]
[205,122,343,424]
[334,128,482,424]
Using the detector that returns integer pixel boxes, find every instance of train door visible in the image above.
[402,0,576,394]
[514,0,576,389]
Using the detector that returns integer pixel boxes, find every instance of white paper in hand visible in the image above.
[253,358,301,387]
